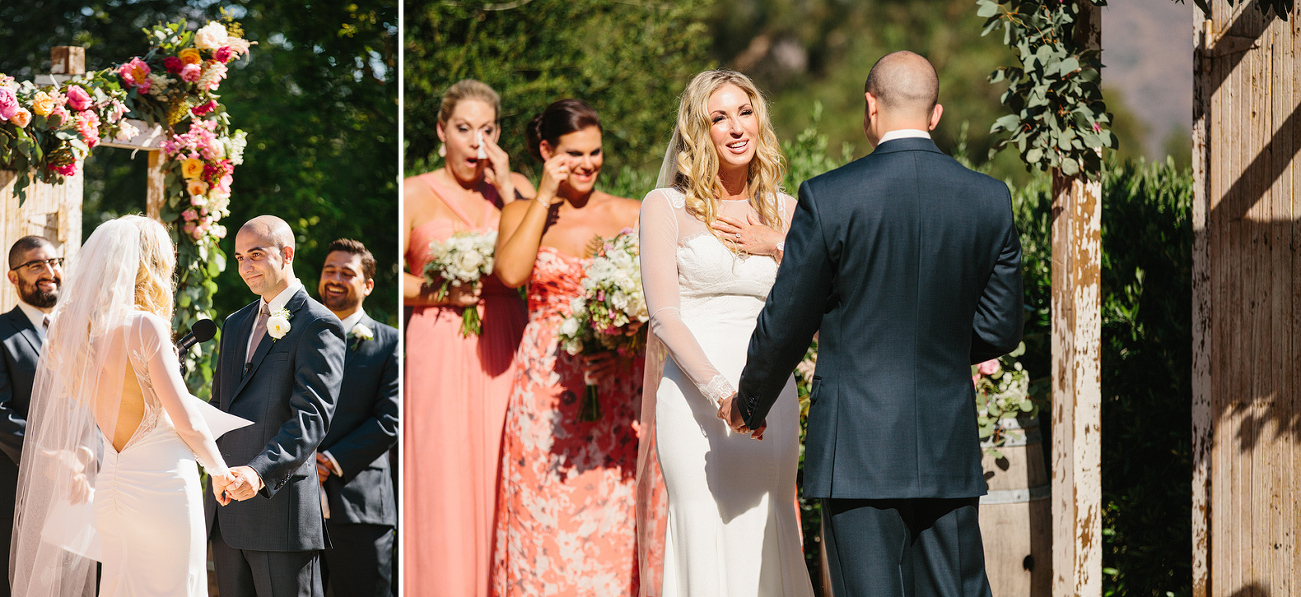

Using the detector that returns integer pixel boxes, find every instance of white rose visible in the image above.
[611,293,629,311]
[559,317,580,337]
[455,250,485,278]
[195,22,228,51]
[351,323,374,341]
[267,315,291,339]
[114,122,140,141]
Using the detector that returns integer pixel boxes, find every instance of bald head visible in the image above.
[865,51,939,118]
[239,215,296,250]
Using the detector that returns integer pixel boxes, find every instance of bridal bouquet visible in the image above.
[972,344,1035,458]
[423,230,498,337]
[557,229,649,421]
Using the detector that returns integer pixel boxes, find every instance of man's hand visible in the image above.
[716,394,767,440]
[315,453,333,484]
[225,466,265,501]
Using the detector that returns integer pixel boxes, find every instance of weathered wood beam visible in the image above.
[1051,3,1102,596]
[1190,15,1214,597]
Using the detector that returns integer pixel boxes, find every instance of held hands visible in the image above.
[217,466,265,504]
[210,471,237,506]
[711,213,783,257]
[716,393,766,440]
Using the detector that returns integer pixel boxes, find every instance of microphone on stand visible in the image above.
[176,319,218,375]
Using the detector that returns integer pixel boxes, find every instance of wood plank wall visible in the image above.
[1192,3,1299,596]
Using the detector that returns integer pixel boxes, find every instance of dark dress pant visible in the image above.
[321,521,393,597]
[822,497,993,597]
[211,523,323,597]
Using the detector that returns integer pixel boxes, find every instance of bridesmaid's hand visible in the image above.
[535,154,571,206]
[581,352,618,384]
[711,213,782,257]
[480,134,516,200]
[441,281,482,308]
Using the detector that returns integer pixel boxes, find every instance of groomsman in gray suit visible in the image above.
[313,239,398,596]
[0,236,61,597]
[206,216,346,597]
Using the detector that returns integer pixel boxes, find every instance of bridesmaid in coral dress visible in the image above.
[491,99,649,596]
[403,79,535,597]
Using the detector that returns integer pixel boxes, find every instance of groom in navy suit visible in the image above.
[313,239,399,596]
[206,215,346,597]
[723,51,1023,596]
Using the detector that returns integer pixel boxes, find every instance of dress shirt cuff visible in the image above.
[322,450,344,477]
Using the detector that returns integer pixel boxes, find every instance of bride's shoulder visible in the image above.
[642,187,686,209]
[126,310,169,337]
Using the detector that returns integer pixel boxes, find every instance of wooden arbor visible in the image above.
[1192,2,1301,596]
[0,47,166,312]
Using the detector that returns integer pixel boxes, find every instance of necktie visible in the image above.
[41,315,49,330]
[246,303,269,366]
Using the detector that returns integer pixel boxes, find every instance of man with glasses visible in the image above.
[0,236,62,596]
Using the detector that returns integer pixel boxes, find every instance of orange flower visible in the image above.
[181,158,205,180]
[178,48,202,65]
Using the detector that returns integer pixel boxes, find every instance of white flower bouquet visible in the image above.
[557,229,649,421]
[423,230,498,336]
[972,343,1036,458]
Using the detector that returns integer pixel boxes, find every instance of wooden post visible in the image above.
[147,150,165,221]
[1050,3,1102,596]
[1190,15,1213,597]
[50,46,85,75]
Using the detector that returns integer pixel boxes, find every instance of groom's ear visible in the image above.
[281,245,295,264]
[928,103,943,131]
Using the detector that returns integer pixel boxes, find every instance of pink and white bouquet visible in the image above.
[423,231,498,337]
[557,230,649,421]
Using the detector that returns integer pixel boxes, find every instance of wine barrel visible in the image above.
[979,415,1051,596]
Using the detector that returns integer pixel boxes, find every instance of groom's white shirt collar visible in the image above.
[339,309,366,333]
[878,129,931,144]
[261,278,303,313]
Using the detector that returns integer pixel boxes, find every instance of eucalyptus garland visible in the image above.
[977,0,1114,177]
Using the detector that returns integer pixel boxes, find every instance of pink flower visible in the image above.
[182,209,198,222]
[48,105,69,127]
[48,162,76,177]
[76,111,101,148]
[225,38,251,57]
[1092,122,1102,133]
[214,46,233,63]
[198,61,228,91]
[977,359,1000,377]
[216,173,233,194]
[191,100,217,116]
[180,64,202,83]
[184,221,198,237]
[65,86,92,111]
[163,56,184,74]
[117,57,151,89]
[0,87,17,120]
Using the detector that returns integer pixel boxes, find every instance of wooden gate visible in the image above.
[1192,2,1300,596]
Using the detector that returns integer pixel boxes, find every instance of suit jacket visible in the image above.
[0,307,39,515]
[320,313,398,527]
[737,137,1024,500]
[204,287,346,551]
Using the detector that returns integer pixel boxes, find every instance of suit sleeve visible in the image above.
[0,346,24,465]
[324,330,399,482]
[737,180,834,428]
[971,189,1025,363]
[248,315,345,498]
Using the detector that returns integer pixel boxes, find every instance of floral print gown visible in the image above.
[492,246,646,596]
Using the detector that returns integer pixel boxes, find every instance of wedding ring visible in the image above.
[735,233,741,242]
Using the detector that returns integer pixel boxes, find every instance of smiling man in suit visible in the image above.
[312,239,398,596]
[206,215,346,597]
[0,236,61,596]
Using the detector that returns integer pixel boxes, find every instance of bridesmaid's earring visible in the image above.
[438,144,446,158]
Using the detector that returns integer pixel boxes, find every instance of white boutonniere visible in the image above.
[350,323,374,350]
[267,308,292,340]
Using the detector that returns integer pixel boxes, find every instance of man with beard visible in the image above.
[0,236,62,596]
[314,239,398,596]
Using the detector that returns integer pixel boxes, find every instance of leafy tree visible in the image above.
[404,0,715,182]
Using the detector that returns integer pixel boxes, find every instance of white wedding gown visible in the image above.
[640,187,814,597]
[93,313,236,597]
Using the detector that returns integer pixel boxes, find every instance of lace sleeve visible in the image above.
[639,189,734,405]
[132,314,231,476]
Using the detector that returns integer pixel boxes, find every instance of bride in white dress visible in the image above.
[11,215,243,597]
[639,70,814,596]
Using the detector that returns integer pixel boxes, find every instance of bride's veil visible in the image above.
[11,219,145,597]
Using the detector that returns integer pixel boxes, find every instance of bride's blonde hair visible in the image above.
[123,215,176,326]
[664,70,786,237]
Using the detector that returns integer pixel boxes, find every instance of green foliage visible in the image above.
[404,0,714,179]
[978,0,1115,177]
[780,101,854,195]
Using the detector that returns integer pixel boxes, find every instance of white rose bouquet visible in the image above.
[556,229,649,421]
[423,230,498,336]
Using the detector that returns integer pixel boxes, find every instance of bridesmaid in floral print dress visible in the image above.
[490,99,648,596]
